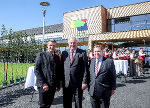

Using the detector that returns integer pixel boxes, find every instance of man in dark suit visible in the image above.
[34,39,61,108]
[61,37,88,108]
[82,45,116,108]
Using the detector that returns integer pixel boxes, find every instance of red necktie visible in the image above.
[95,60,98,76]
[70,51,74,63]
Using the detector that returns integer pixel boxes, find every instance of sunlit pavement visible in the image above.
[0,70,150,108]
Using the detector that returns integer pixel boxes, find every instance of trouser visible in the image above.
[38,86,56,108]
[130,59,136,77]
[63,83,83,108]
[90,88,111,108]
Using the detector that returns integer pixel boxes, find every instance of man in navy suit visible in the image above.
[61,37,88,108]
[82,45,116,108]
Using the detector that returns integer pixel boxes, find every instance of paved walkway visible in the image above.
[0,70,150,108]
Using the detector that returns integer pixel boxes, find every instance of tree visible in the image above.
[0,25,42,63]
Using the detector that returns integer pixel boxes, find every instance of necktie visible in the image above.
[95,60,99,76]
[51,53,54,57]
[70,51,74,63]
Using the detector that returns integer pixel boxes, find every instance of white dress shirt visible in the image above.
[70,50,76,57]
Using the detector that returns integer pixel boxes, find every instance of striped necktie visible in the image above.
[70,51,74,63]
[95,60,99,76]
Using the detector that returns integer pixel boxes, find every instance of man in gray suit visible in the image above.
[61,37,88,108]
[34,39,61,108]
[82,45,116,108]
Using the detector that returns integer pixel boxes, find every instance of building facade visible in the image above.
[63,1,150,52]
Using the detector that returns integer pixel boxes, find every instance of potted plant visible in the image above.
[15,76,20,83]
[2,80,7,86]
[20,76,24,82]
[9,79,14,84]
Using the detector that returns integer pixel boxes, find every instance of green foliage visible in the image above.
[0,63,34,87]
[0,25,42,63]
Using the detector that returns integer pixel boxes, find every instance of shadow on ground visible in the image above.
[52,94,85,105]
[116,83,126,88]
[126,79,146,84]
[0,87,34,107]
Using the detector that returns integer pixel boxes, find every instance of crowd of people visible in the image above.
[88,45,147,79]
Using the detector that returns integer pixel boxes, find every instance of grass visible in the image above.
[0,63,34,87]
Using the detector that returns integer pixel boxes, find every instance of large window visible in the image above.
[107,13,150,32]
[115,17,130,24]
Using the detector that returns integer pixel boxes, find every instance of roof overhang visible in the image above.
[89,29,150,43]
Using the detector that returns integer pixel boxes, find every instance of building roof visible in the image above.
[18,23,63,36]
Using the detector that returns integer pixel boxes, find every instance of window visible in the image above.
[147,20,150,29]
[146,14,150,20]
[107,13,150,32]
[115,22,131,32]
[131,14,146,22]
[83,37,88,41]
[131,20,147,30]
[115,17,130,24]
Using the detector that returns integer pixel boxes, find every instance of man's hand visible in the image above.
[82,84,87,90]
[56,88,60,92]
[111,90,115,95]
[43,84,49,91]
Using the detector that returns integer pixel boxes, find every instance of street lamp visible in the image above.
[40,2,50,51]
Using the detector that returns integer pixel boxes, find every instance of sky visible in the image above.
[0,0,149,36]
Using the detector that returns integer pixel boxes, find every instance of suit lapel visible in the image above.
[70,48,78,65]
[45,51,50,65]
[66,50,71,64]
[91,58,96,78]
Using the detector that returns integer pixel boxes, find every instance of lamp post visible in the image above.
[40,2,50,51]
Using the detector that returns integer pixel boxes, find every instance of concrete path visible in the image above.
[0,70,150,108]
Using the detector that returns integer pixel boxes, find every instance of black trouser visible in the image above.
[130,59,136,77]
[90,88,111,108]
[38,86,56,108]
[63,83,83,108]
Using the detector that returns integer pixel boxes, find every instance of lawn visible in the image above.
[0,63,34,87]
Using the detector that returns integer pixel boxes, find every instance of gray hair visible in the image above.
[68,37,78,43]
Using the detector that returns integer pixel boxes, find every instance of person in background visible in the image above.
[139,47,146,74]
[125,47,130,60]
[119,50,125,60]
[139,47,145,66]
[104,45,110,58]
[89,50,94,60]
[108,50,112,58]
[130,49,137,78]
[34,39,61,108]
[113,48,119,60]
[61,37,88,108]
[82,45,116,108]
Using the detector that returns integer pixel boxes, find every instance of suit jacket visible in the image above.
[88,57,116,97]
[34,51,61,89]
[61,48,88,88]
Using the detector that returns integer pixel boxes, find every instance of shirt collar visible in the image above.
[47,51,54,55]
[96,56,103,62]
[70,50,76,54]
